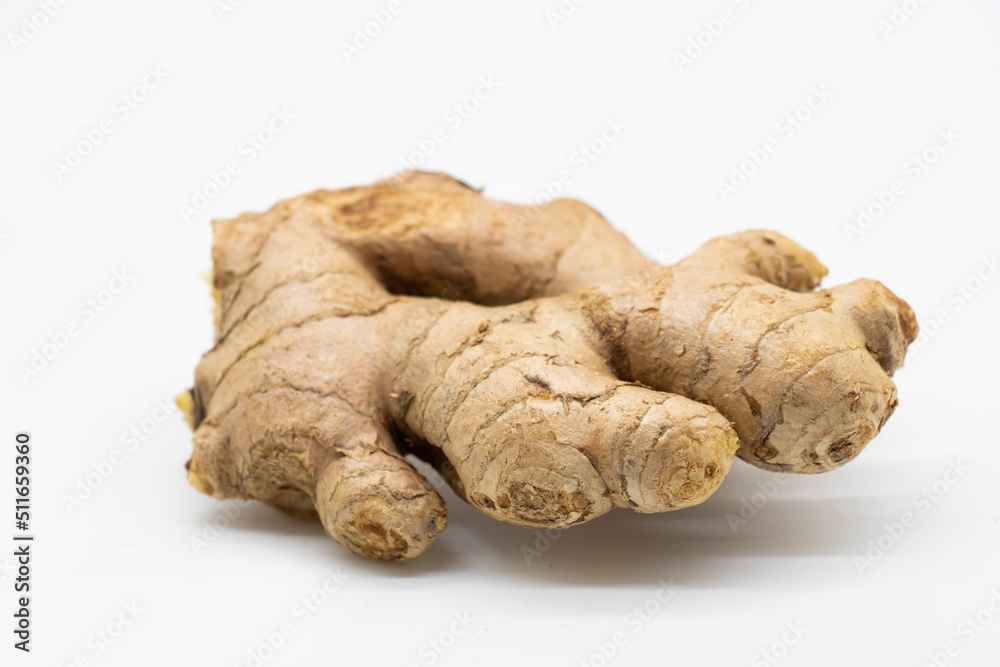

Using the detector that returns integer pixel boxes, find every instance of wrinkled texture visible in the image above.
[181,171,917,561]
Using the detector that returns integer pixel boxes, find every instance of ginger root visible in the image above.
[181,171,917,560]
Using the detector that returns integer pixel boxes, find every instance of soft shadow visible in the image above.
[219,502,327,537]
[426,459,916,588]
[208,497,468,574]
[196,459,916,587]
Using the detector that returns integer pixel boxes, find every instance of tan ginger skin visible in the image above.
[180,171,918,561]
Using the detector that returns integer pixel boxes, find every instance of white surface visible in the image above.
[2,1,999,665]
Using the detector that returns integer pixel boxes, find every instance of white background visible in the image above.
[2,1,999,665]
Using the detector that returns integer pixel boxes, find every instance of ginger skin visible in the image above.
[182,171,917,560]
